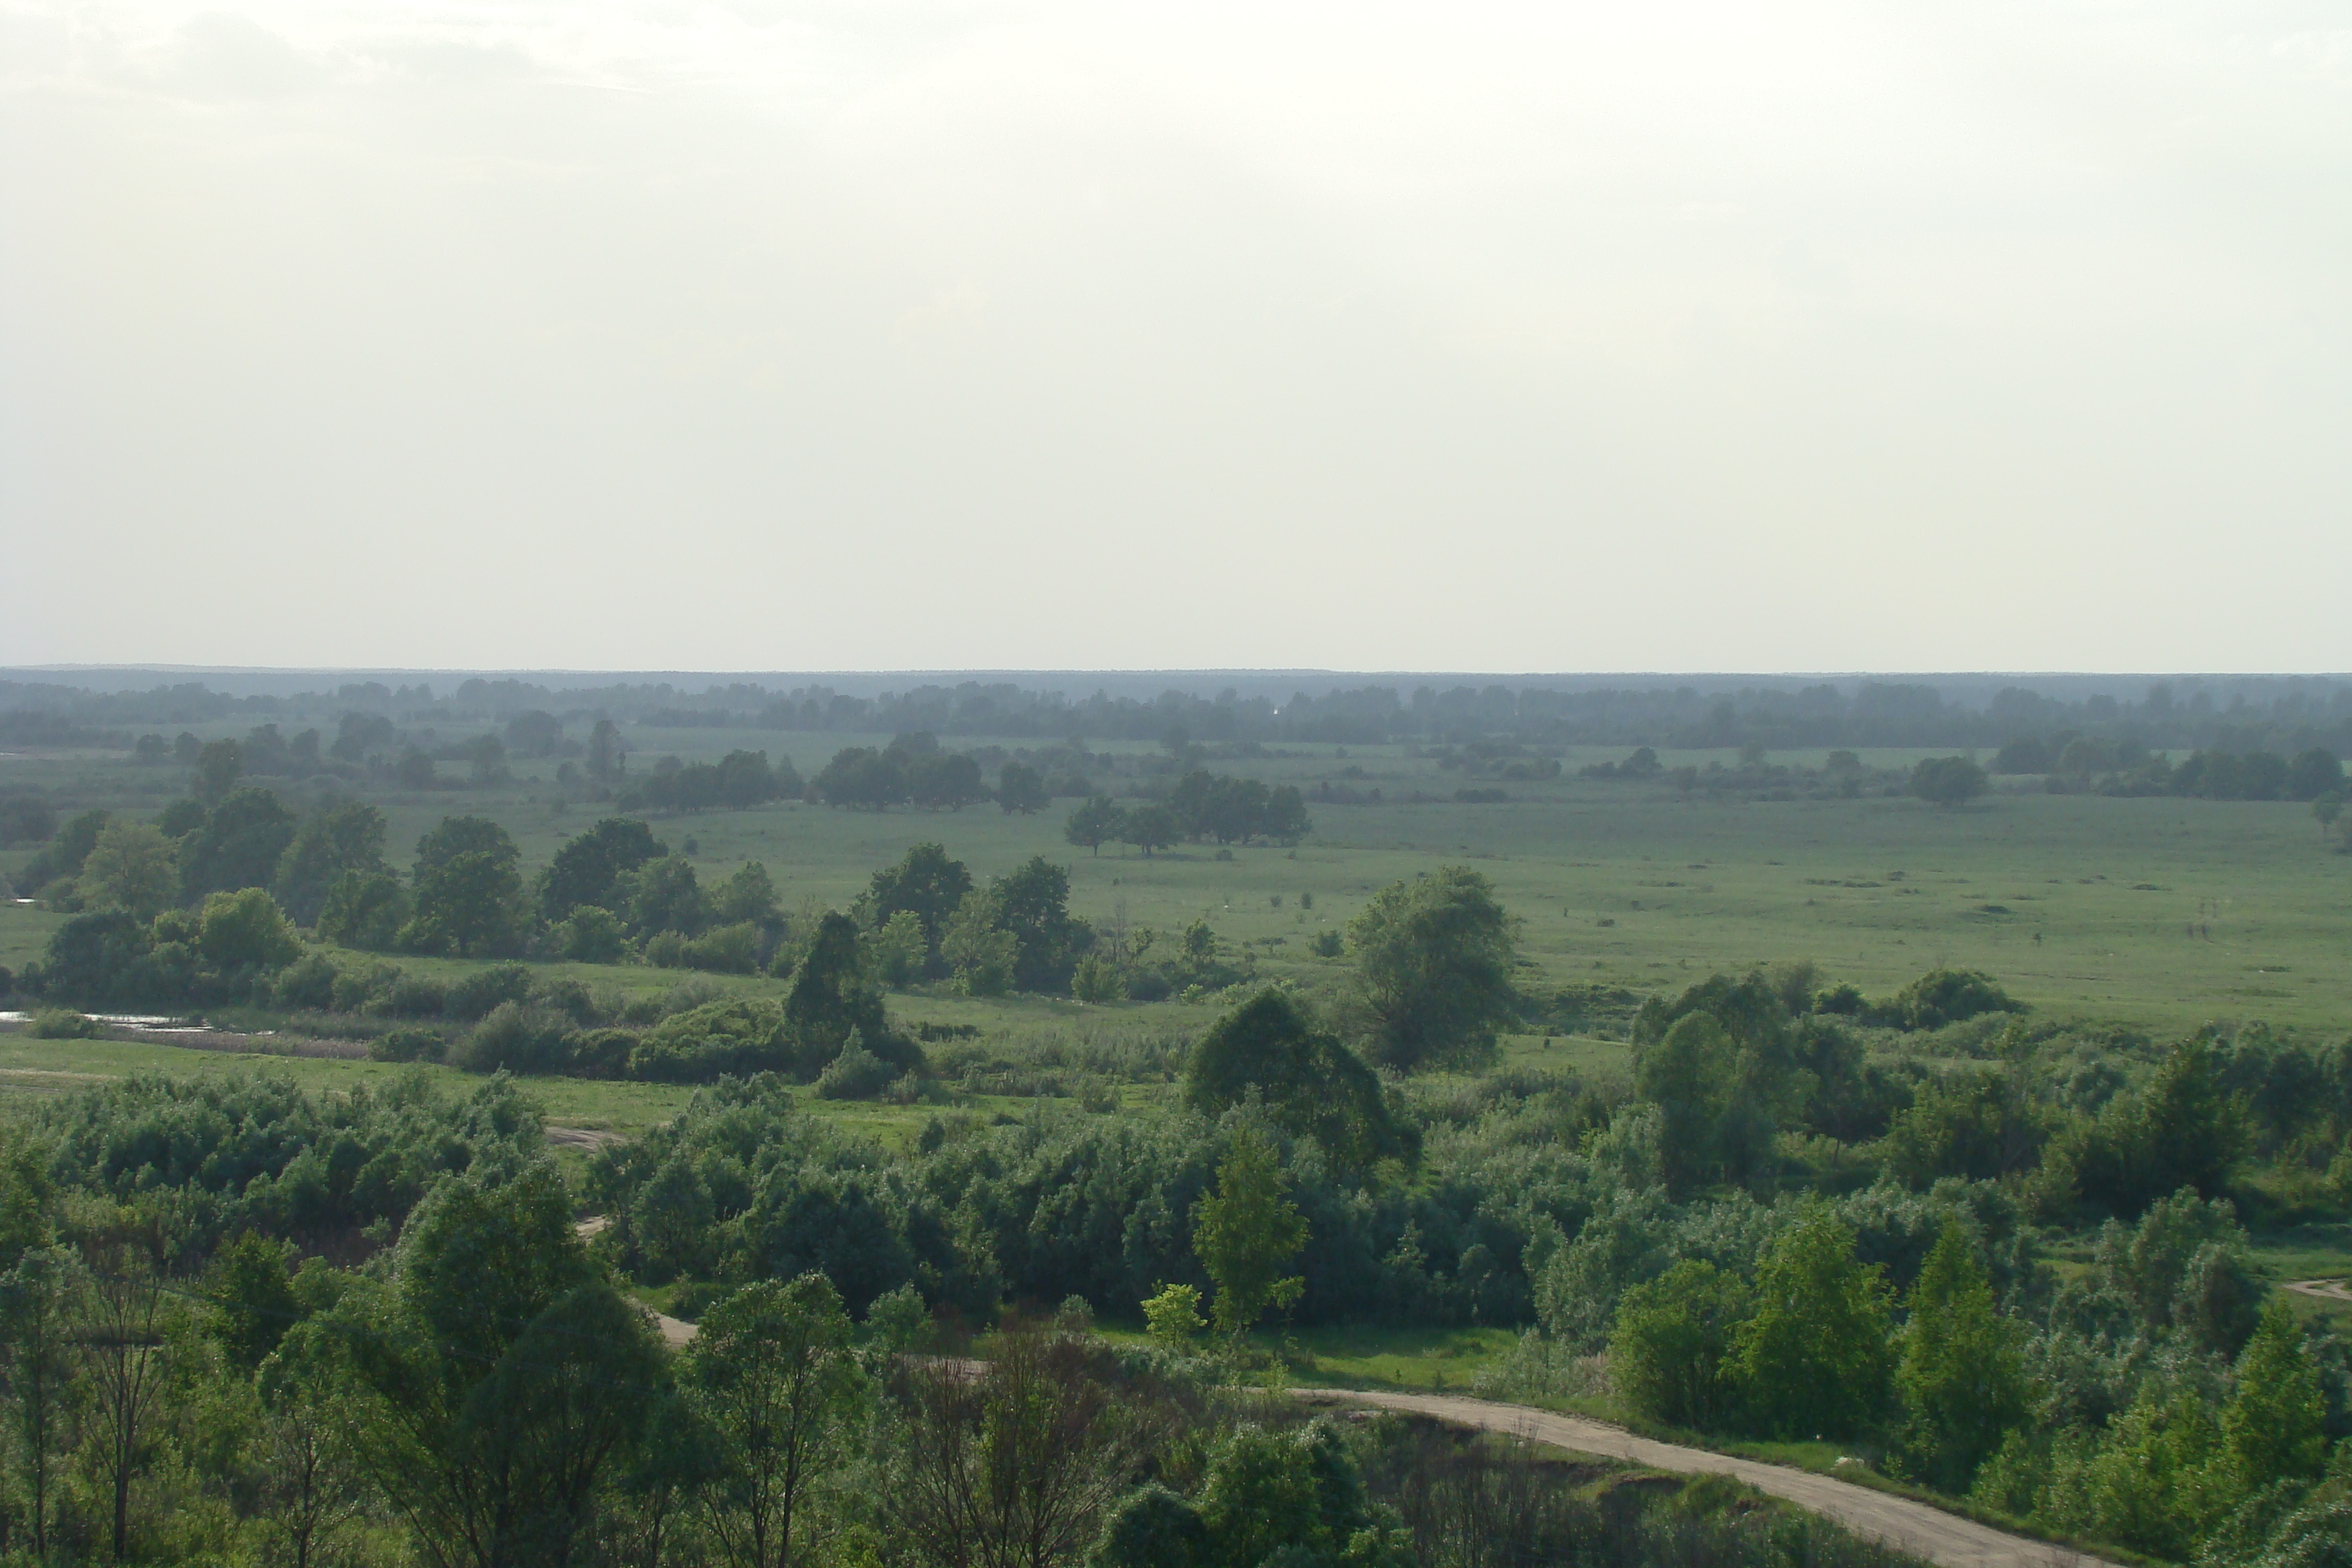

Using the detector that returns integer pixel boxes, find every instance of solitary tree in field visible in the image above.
[1064,796,1122,857]
[1193,1129,1307,1338]
[1346,866,1518,1072]
[1121,803,1178,858]
[1910,756,1987,809]
[997,762,1051,815]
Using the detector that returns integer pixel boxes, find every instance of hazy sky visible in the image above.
[4,0,2347,674]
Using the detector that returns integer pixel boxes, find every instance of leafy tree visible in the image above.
[1632,1012,1775,1196]
[1064,796,1123,857]
[404,848,524,958]
[997,761,1051,814]
[1894,1224,2024,1489]
[889,1319,1152,1568]
[1122,803,1179,858]
[0,1247,74,1560]
[274,799,391,925]
[783,912,894,1066]
[1194,1128,1309,1337]
[195,737,244,801]
[1910,756,1988,808]
[1193,1421,1409,1568]
[811,747,907,809]
[682,1273,864,1568]
[2287,747,2345,801]
[180,785,298,900]
[395,747,439,789]
[991,855,1091,992]
[1608,1259,1750,1430]
[906,750,987,810]
[709,862,784,931]
[197,886,303,973]
[1141,1283,1206,1351]
[1728,1204,1894,1440]
[540,816,665,921]
[1183,989,1415,1172]
[1347,867,1518,1072]
[586,718,625,784]
[862,911,927,988]
[318,870,409,951]
[2219,1298,2327,1494]
[863,843,972,974]
[621,855,707,937]
[255,1319,371,1568]
[76,819,179,918]
[505,710,564,757]
[414,816,519,881]
[941,891,1017,997]
[342,1163,667,1568]
[78,1214,172,1561]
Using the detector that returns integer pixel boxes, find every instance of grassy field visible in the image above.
[8,733,2346,1039]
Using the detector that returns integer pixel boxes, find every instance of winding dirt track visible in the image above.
[1295,1389,2123,1568]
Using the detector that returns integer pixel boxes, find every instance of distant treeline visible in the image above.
[12,673,2352,755]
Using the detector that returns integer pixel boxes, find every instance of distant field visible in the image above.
[6,733,2343,1041]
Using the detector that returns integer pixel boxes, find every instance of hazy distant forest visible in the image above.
[1,669,2351,1568]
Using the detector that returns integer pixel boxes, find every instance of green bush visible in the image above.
[814,1033,898,1100]
[27,1007,102,1040]
[370,1027,446,1064]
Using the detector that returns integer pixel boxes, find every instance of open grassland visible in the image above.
[9,734,2346,1039]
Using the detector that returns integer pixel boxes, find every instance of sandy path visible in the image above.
[1296,1389,2122,1568]
[2284,1278,2352,1305]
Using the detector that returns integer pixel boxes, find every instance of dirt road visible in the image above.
[1296,1389,2120,1568]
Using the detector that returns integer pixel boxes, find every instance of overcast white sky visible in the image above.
[3,0,2347,674]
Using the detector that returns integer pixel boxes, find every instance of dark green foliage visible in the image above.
[621,749,796,813]
[862,842,973,973]
[998,760,1051,814]
[272,800,391,925]
[338,1162,666,1568]
[1879,968,2023,1030]
[1609,1259,1751,1430]
[1090,1483,1211,1568]
[1728,1205,1894,1441]
[1191,1420,1409,1568]
[631,998,797,1082]
[1910,755,1988,808]
[811,745,906,808]
[1881,1070,2052,1186]
[401,819,525,958]
[1348,866,1518,1072]
[1634,1012,1776,1196]
[411,814,517,880]
[2046,1035,2248,1218]
[179,785,298,901]
[316,868,409,950]
[0,787,55,848]
[370,1027,445,1063]
[205,1231,300,1370]
[814,1033,900,1100]
[445,962,534,1021]
[991,855,1092,992]
[1183,989,1416,1172]
[1065,796,1123,855]
[622,854,705,938]
[1168,770,1313,845]
[1893,1225,2025,1490]
[540,816,665,920]
[785,912,898,1064]
[40,1071,541,1246]
[451,1002,579,1074]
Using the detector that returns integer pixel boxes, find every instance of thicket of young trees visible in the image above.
[0,1057,1958,1568]
[1061,771,1311,856]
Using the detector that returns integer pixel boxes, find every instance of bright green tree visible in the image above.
[941,891,1017,998]
[1609,1259,1751,1430]
[1193,1129,1308,1337]
[1894,1224,2025,1489]
[1728,1205,1894,1440]
[2219,1298,2327,1495]
[76,820,179,919]
[682,1273,865,1568]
